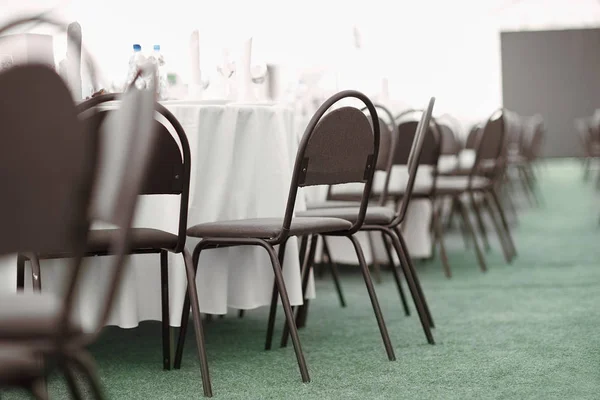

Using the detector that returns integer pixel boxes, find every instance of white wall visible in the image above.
[2,0,600,122]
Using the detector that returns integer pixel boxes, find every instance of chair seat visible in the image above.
[423,176,491,195]
[0,293,82,340]
[0,346,43,384]
[297,206,396,226]
[87,228,178,253]
[327,192,377,202]
[385,176,492,197]
[187,217,353,239]
[307,200,361,209]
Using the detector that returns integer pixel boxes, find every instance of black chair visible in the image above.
[0,63,159,399]
[174,90,397,390]
[293,98,437,347]
[17,93,193,373]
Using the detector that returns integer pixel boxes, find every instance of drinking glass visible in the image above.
[216,48,235,97]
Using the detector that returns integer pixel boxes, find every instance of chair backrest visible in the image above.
[469,109,505,182]
[393,110,441,167]
[395,97,436,223]
[437,122,462,155]
[76,94,191,252]
[371,104,397,171]
[282,90,380,239]
[465,124,482,149]
[0,64,94,257]
[61,74,159,341]
[365,104,398,205]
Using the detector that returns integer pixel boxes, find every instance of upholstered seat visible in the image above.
[86,228,178,252]
[187,217,352,239]
[297,206,395,225]
[0,293,82,339]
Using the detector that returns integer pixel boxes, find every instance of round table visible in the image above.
[0,101,315,330]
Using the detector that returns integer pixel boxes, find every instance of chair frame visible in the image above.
[174,90,397,390]
[16,94,194,375]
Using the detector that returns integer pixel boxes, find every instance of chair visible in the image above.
[311,103,407,305]
[437,122,463,156]
[307,104,415,315]
[507,114,545,204]
[18,92,193,373]
[292,98,437,347]
[174,90,397,387]
[0,63,158,399]
[419,109,517,276]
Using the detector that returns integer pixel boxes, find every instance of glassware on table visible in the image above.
[216,48,235,98]
[0,54,14,72]
[250,62,268,84]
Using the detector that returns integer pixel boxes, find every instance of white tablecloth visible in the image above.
[0,101,314,329]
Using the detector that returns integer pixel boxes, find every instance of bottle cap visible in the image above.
[133,44,142,51]
[153,45,160,51]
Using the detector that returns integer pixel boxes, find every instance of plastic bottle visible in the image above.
[148,44,167,99]
[126,44,146,90]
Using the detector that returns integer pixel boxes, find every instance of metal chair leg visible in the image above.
[260,242,310,383]
[482,191,513,263]
[348,235,396,361]
[62,360,84,400]
[29,253,42,292]
[69,351,107,400]
[238,310,245,318]
[160,250,171,370]
[16,254,25,291]
[282,235,317,347]
[432,205,451,278]
[264,239,289,350]
[468,192,491,252]
[366,232,382,284]
[457,199,487,272]
[322,237,346,308]
[386,232,435,344]
[394,228,435,329]
[381,232,410,316]
[182,248,212,397]
[490,189,518,259]
[30,378,49,400]
[295,236,318,330]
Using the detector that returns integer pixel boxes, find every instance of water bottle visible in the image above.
[126,44,146,90]
[148,44,167,99]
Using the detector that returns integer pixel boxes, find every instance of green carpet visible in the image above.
[6,160,600,399]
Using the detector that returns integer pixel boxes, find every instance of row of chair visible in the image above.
[285,106,546,347]
[0,58,440,399]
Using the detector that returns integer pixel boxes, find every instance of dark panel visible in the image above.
[501,28,600,158]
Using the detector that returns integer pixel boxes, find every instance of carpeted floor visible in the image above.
[6,160,600,399]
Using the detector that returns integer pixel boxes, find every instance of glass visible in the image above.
[216,48,235,98]
[216,48,235,79]
[0,54,13,72]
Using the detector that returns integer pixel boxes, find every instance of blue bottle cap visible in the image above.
[153,45,160,51]
[133,44,142,51]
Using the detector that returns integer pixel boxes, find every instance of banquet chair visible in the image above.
[465,124,482,149]
[174,90,397,385]
[0,63,161,399]
[310,103,410,314]
[508,114,545,205]
[285,98,438,347]
[17,93,192,372]
[438,122,463,156]
[420,109,516,276]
